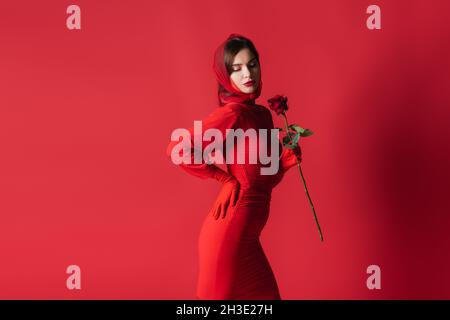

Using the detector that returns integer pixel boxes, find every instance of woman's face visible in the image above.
[229,48,260,94]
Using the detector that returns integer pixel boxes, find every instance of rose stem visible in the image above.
[281,111,324,242]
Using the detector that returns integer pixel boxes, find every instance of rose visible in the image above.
[267,94,324,242]
[267,94,288,115]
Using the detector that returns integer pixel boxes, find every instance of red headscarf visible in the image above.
[213,33,263,106]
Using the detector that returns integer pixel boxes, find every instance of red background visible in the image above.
[1,0,449,299]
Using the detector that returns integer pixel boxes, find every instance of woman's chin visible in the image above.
[240,86,257,94]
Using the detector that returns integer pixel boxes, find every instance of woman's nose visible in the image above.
[242,66,251,77]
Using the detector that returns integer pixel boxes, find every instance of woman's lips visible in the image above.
[243,81,255,87]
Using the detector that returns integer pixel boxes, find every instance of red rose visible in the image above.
[268,93,323,241]
[267,95,288,115]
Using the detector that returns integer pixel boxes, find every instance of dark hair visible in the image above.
[218,36,260,105]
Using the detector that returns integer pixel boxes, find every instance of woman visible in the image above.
[167,33,302,299]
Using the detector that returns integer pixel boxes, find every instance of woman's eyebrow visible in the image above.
[232,57,257,66]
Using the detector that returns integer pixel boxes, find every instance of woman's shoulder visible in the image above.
[221,102,244,113]
[213,103,246,118]
[215,102,271,121]
[205,103,244,124]
[254,103,271,113]
[254,103,273,120]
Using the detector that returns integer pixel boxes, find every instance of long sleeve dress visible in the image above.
[166,101,301,300]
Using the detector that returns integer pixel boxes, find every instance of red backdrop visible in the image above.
[1,0,449,299]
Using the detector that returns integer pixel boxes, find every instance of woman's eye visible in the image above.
[232,63,256,72]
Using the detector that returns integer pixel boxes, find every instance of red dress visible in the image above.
[167,101,301,300]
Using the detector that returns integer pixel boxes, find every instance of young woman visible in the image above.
[167,33,302,299]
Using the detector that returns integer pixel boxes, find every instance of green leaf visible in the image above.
[282,133,300,149]
[301,129,314,137]
[292,132,300,144]
[289,124,314,137]
[288,124,304,133]
[287,131,296,139]
[284,143,297,149]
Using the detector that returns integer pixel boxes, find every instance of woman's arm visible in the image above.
[166,104,242,183]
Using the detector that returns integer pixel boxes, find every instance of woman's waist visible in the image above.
[230,169,282,192]
[238,187,272,202]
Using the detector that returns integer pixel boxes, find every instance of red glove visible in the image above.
[210,175,240,220]
[280,142,302,173]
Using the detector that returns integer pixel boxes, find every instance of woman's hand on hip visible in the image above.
[212,177,240,220]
